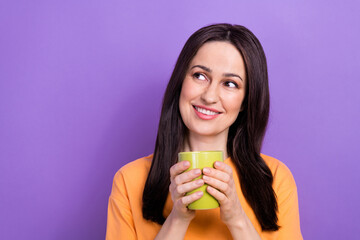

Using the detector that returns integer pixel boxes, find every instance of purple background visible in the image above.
[1,0,359,239]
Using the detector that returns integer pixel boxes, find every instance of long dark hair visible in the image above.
[142,24,279,231]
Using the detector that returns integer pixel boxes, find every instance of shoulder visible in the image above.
[117,154,153,179]
[260,153,294,179]
[261,155,302,238]
[110,154,153,198]
[260,153,297,192]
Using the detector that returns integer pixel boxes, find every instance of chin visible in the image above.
[190,127,227,137]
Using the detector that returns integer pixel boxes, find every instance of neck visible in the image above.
[183,130,229,159]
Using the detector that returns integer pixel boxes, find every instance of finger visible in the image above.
[202,175,230,195]
[214,161,233,175]
[202,166,231,183]
[176,179,204,195]
[207,185,227,204]
[173,168,201,185]
[180,191,204,206]
[170,161,190,180]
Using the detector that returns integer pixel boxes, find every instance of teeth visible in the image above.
[195,106,218,116]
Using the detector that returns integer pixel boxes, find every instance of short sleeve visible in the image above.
[106,170,137,240]
[273,162,303,240]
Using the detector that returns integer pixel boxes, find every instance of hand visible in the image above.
[168,161,205,222]
[202,161,245,226]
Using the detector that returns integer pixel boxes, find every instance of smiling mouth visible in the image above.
[193,105,221,116]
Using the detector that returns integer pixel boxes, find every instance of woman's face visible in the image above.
[179,41,246,138]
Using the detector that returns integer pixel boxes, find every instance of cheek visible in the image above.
[180,78,194,99]
[179,79,192,117]
[224,94,245,115]
[179,78,199,106]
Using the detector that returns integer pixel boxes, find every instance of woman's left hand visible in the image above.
[203,161,261,239]
[202,161,245,227]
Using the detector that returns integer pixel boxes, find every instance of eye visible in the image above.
[193,73,207,81]
[224,81,238,88]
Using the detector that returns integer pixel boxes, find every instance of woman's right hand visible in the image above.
[155,161,204,239]
[168,160,204,222]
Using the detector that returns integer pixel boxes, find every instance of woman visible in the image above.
[106,24,302,239]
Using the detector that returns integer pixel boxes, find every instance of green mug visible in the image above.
[178,151,223,210]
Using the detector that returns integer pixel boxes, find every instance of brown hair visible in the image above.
[142,23,279,231]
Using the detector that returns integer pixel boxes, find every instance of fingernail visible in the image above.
[194,169,201,174]
[183,161,190,167]
[214,161,220,167]
[203,168,210,174]
[196,191,203,196]
[196,179,203,185]
[203,175,209,181]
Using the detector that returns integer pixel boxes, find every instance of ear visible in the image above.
[239,104,245,112]
[239,96,247,112]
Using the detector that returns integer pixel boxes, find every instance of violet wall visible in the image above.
[1,0,359,239]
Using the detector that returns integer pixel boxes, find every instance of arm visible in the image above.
[154,211,192,240]
[106,161,205,240]
[106,171,136,240]
[273,163,303,240]
[203,161,261,240]
[155,161,205,240]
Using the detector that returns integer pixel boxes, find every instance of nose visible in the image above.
[200,82,219,104]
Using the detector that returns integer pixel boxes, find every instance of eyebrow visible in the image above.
[190,65,243,82]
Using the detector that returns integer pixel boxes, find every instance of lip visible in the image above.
[193,105,222,120]
[193,105,221,113]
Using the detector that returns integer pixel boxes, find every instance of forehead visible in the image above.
[189,41,245,76]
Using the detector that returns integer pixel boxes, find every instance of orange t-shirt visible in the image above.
[106,154,302,240]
